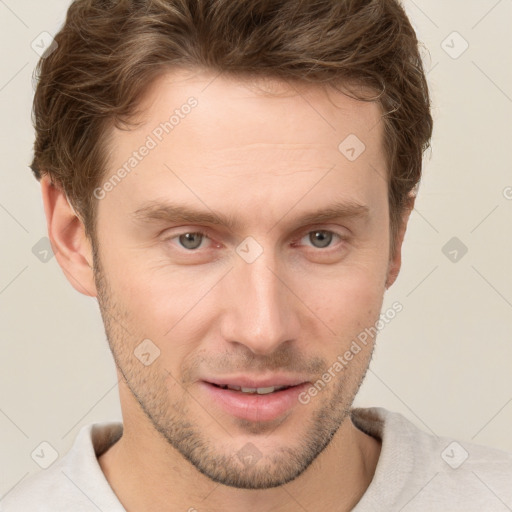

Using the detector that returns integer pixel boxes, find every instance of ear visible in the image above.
[40,176,98,297]
[385,195,415,289]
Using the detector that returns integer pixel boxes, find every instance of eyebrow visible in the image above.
[131,199,370,232]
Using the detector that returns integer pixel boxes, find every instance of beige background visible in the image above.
[1,0,511,499]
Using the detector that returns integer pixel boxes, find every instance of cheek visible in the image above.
[101,236,178,304]
[301,264,386,338]
[107,262,217,357]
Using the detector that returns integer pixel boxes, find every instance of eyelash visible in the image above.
[163,228,347,252]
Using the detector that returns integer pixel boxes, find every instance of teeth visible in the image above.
[256,387,276,394]
[216,384,290,394]
[243,386,287,394]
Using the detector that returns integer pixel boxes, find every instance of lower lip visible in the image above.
[200,381,310,422]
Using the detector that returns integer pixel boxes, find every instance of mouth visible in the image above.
[209,383,294,395]
[200,380,310,422]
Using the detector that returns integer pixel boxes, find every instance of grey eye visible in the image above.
[308,231,333,249]
[178,232,204,250]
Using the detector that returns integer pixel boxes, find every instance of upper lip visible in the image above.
[204,375,310,388]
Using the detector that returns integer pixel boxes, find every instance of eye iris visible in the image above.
[310,230,332,248]
[179,232,203,250]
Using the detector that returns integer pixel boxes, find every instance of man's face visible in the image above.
[92,69,394,489]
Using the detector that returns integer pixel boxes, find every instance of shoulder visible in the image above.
[1,422,124,512]
[352,407,512,511]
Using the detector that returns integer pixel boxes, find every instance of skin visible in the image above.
[41,68,413,512]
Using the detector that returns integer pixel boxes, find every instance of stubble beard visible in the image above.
[92,247,374,489]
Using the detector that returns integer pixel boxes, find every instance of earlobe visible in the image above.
[385,196,415,290]
[40,176,98,297]
[385,252,401,290]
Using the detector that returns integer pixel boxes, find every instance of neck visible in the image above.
[98,409,380,512]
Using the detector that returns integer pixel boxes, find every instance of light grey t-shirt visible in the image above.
[2,407,511,511]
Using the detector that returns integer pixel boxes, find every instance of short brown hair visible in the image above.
[31,0,432,255]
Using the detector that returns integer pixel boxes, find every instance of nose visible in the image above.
[219,248,300,356]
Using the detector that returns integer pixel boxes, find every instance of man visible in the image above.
[3,0,511,510]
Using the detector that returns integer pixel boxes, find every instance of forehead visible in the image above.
[107,67,383,162]
[100,68,386,223]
